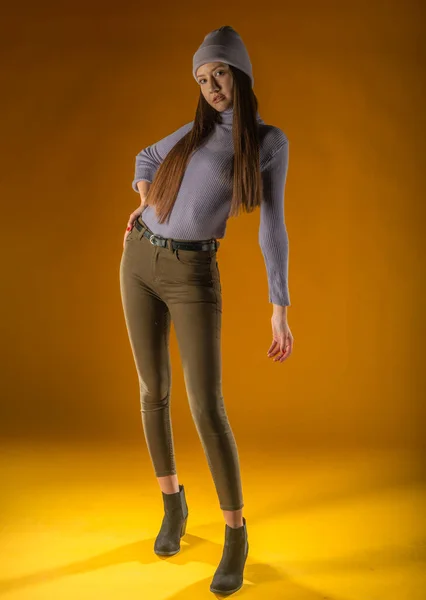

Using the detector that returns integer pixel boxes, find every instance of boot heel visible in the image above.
[180,515,187,537]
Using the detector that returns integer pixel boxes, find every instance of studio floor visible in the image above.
[1,442,424,599]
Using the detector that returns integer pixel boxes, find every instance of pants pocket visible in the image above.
[175,248,214,266]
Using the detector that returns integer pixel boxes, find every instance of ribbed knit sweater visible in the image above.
[131,106,290,306]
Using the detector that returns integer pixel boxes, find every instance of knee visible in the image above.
[140,385,170,412]
[192,398,230,432]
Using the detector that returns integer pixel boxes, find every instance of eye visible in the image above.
[198,70,226,85]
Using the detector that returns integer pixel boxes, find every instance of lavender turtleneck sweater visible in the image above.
[131,106,290,306]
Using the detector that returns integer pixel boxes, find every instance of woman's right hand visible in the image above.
[123,204,146,249]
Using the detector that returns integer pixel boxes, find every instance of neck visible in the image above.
[219,105,262,125]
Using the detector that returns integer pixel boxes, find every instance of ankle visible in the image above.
[157,474,179,494]
[223,509,243,528]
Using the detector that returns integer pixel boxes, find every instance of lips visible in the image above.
[213,95,224,103]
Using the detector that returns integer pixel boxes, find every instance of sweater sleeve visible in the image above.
[132,121,194,192]
[258,138,291,306]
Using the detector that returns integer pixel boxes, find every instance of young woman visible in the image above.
[120,25,294,596]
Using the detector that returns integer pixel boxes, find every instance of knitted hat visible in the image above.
[192,25,254,87]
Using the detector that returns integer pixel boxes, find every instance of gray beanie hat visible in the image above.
[192,25,254,87]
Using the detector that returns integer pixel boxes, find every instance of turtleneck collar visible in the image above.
[218,105,263,126]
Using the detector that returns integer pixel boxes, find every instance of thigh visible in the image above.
[168,276,223,406]
[120,250,171,395]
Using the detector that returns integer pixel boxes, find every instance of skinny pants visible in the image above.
[119,216,244,511]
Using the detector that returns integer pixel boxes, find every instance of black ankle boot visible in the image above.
[210,517,249,595]
[154,484,188,556]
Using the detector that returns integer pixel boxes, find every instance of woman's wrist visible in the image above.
[272,304,288,315]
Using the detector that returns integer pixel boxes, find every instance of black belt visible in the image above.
[134,217,220,252]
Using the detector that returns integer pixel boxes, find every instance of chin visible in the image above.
[212,99,231,111]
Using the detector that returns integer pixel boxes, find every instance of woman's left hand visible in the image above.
[267,314,294,362]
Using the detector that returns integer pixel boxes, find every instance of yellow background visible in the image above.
[1,3,425,598]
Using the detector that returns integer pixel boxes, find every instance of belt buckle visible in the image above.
[149,234,157,245]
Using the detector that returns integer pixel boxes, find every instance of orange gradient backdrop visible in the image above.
[1,1,425,455]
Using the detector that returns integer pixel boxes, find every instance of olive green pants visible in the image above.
[119,216,244,511]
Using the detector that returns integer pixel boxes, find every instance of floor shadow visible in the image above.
[0,523,422,598]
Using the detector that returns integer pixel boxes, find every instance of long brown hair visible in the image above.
[143,65,264,225]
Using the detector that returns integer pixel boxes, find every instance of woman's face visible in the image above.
[195,62,234,111]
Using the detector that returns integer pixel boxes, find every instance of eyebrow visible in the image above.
[196,64,227,79]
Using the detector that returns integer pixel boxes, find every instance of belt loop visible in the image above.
[166,238,174,253]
